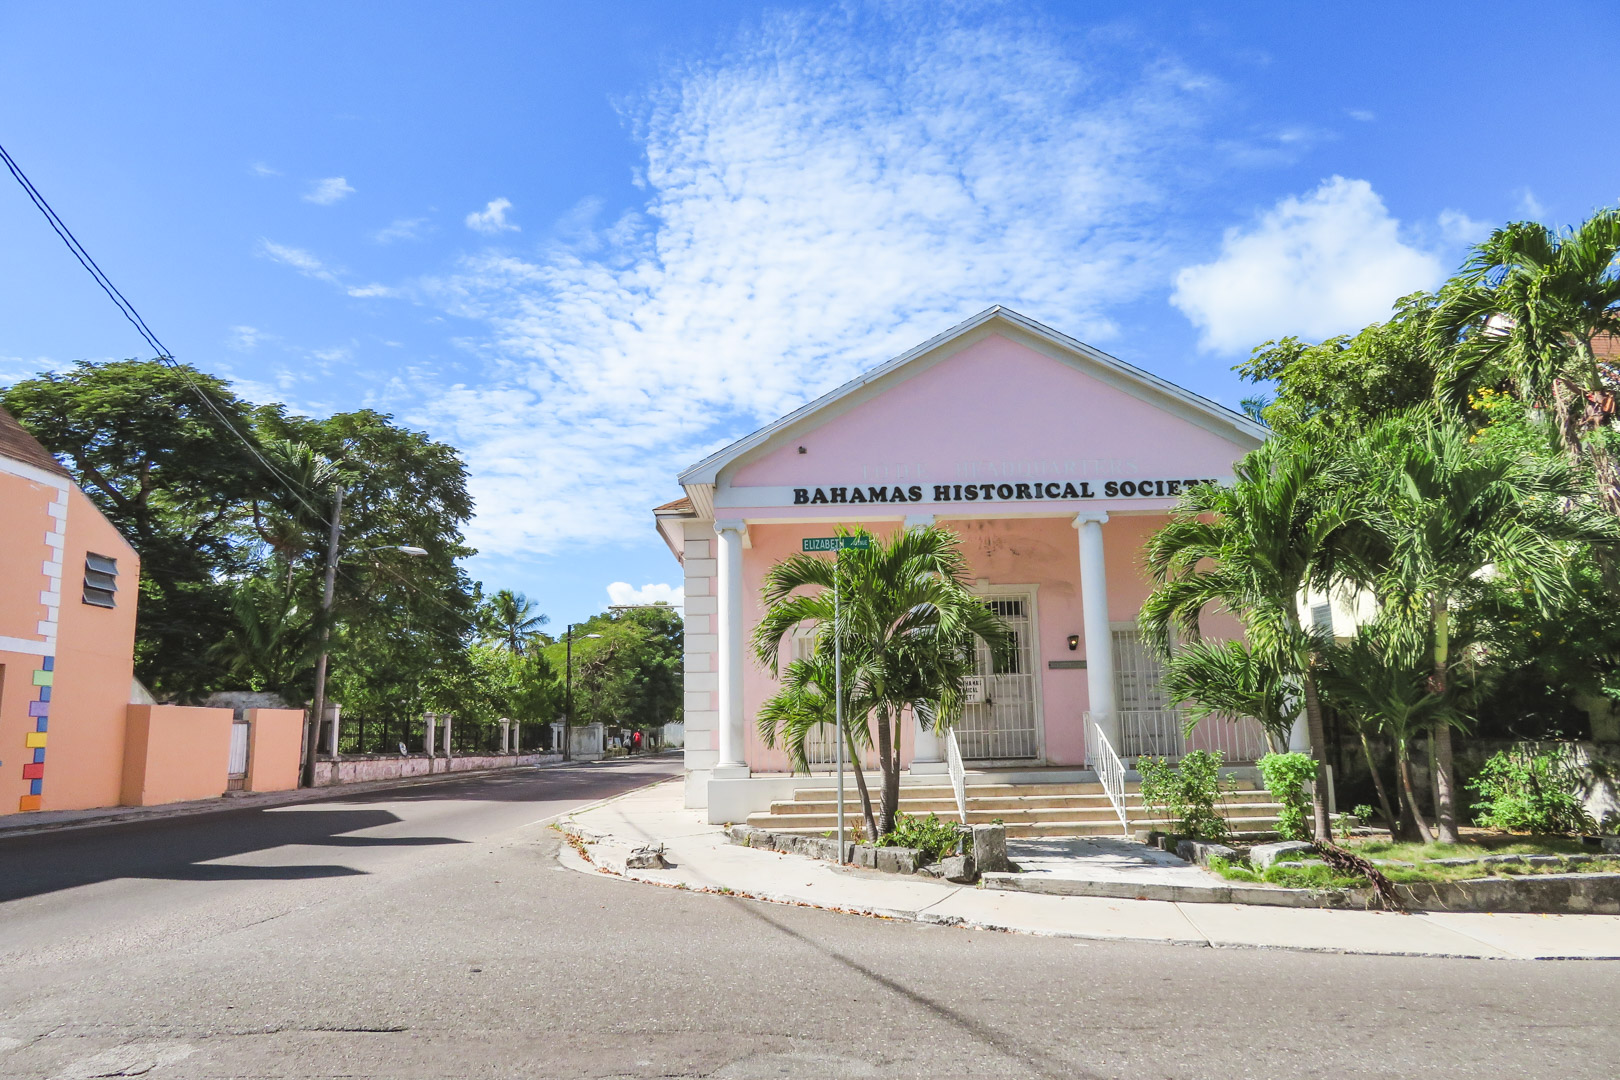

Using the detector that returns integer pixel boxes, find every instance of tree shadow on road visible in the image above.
[0,807,462,903]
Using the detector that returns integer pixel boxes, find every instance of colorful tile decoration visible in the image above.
[18,656,52,811]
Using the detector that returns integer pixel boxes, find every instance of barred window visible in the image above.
[83,553,118,608]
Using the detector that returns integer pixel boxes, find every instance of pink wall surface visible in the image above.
[120,704,234,807]
[728,330,1252,509]
[739,512,1226,771]
[245,708,305,793]
[0,474,54,641]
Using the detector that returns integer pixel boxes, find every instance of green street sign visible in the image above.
[803,536,871,552]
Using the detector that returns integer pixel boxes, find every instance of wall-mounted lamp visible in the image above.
[797,445,807,454]
[1067,634,1080,652]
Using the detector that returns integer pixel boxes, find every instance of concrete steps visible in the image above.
[744,780,1285,839]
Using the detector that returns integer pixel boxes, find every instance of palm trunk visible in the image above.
[844,724,878,843]
[875,705,901,838]
[1396,741,1433,843]
[1300,674,1332,840]
[1429,597,1460,843]
[1358,730,1399,837]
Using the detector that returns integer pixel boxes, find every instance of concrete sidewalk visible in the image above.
[559,779,1620,960]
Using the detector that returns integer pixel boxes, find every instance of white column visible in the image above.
[499,717,511,754]
[714,520,749,776]
[424,712,437,758]
[324,703,341,758]
[442,711,454,758]
[1073,512,1118,752]
[904,509,947,772]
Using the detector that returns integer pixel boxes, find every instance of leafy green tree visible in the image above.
[753,526,1007,838]
[540,604,684,737]
[208,563,321,702]
[1141,434,1352,840]
[1435,211,1620,516]
[1345,412,1612,841]
[1238,293,1442,435]
[2,360,266,696]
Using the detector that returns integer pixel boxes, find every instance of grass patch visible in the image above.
[1347,835,1589,861]
[1377,857,1620,885]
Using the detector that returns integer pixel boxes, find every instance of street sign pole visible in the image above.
[802,535,869,866]
[834,551,844,864]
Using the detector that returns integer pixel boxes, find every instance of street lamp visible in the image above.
[300,481,431,787]
[563,624,602,762]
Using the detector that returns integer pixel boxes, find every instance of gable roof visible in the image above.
[677,305,1267,491]
[0,406,72,479]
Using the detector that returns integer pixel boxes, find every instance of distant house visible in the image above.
[0,407,301,814]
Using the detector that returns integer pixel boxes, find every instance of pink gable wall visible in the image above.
[729,331,1251,497]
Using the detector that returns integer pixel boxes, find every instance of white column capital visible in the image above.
[1072,510,1110,528]
[715,519,750,548]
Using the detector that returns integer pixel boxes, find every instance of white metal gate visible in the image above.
[1112,628,1267,761]
[956,595,1040,760]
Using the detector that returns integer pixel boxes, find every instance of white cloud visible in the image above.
[374,217,429,243]
[1517,188,1546,220]
[228,325,264,350]
[257,239,398,299]
[249,162,281,177]
[1438,208,1491,246]
[1170,176,1444,353]
[465,198,520,234]
[607,582,684,612]
[1346,108,1375,122]
[412,8,1220,557]
[304,177,356,205]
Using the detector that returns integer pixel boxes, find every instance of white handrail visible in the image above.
[945,728,968,825]
[1086,714,1131,836]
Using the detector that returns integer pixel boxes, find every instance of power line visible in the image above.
[0,139,332,527]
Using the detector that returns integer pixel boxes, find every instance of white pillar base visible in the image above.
[711,763,751,780]
[907,761,950,775]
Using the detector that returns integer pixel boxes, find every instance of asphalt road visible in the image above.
[1,755,1617,1079]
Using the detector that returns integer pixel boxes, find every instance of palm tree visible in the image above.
[1349,413,1610,841]
[753,525,1007,838]
[1141,433,1353,840]
[1159,638,1300,754]
[481,589,549,655]
[1435,210,1620,515]
[211,568,321,699]
[756,649,880,840]
[1317,614,1447,840]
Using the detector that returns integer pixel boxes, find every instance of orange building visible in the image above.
[1,407,301,814]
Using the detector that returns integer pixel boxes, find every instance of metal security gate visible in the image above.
[227,720,250,791]
[956,594,1040,760]
[1112,628,1180,758]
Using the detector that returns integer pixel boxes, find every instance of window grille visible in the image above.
[83,553,118,609]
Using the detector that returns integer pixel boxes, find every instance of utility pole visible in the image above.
[564,623,574,762]
[302,484,343,788]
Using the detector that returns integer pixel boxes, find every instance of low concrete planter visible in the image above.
[981,867,1620,914]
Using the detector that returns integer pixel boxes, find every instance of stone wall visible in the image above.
[312,751,561,786]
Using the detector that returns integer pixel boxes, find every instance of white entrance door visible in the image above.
[956,594,1041,761]
[1111,628,1180,758]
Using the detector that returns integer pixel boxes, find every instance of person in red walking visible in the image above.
[632,729,643,754]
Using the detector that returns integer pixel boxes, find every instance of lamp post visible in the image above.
[563,624,602,761]
[299,479,430,788]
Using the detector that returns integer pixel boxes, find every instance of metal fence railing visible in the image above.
[1116,708,1268,764]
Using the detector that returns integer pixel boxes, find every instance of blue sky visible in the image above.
[3,1,1617,627]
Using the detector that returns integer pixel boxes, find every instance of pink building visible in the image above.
[0,407,302,816]
[653,307,1268,823]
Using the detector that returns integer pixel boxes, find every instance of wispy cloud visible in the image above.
[249,162,281,177]
[304,176,356,205]
[227,325,267,351]
[1346,108,1375,122]
[373,217,429,243]
[465,198,519,234]
[257,239,397,299]
[410,7,1222,556]
[1170,176,1444,353]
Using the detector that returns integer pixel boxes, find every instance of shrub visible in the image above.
[879,812,965,862]
[1468,746,1596,835]
[1257,752,1317,841]
[1136,750,1231,840]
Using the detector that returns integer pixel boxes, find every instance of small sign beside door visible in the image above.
[960,676,986,704]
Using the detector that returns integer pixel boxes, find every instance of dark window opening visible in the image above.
[83,552,118,608]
